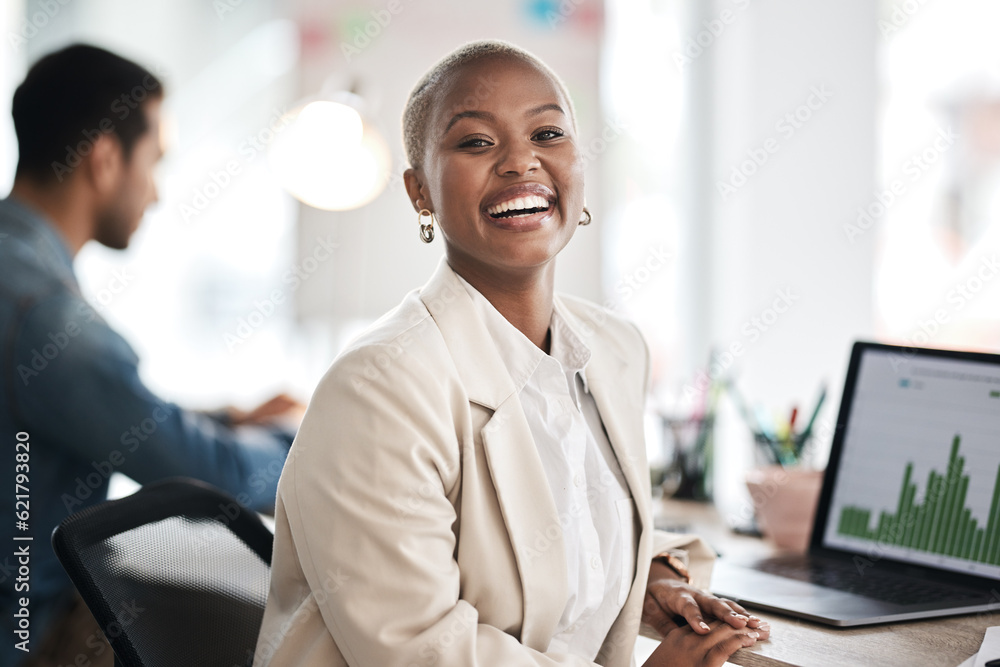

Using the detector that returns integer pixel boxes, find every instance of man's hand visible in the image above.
[227,393,305,427]
[642,560,770,640]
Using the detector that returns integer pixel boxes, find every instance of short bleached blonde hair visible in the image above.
[402,40,577,169]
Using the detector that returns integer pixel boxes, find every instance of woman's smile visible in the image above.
[481,182,556,232]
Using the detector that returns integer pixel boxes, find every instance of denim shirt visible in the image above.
[0,197,293,659]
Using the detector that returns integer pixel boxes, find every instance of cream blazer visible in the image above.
[254,259,715,667]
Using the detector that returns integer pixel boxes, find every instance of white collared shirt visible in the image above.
[456,275,637,660]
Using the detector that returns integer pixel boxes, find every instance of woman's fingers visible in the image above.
[674,594,712,633]
[643,620,760,667]
[696,592,771,638]
[747,617,771,639]
[705,627,760,667]
[645,579,773,641]
[700,595,750,629]
[646,581,705,633]
[714,599,771,638]
[726,599,751,616]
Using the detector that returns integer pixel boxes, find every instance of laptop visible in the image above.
[710,341,1000,626]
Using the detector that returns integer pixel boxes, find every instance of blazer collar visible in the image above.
[418,258,630,407]
[418,258,521,409]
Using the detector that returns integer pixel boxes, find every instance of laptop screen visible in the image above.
[821,344,1000,581]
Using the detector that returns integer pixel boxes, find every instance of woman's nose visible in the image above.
[494,140,541,176]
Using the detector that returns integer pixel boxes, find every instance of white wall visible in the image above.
[687,0,878,515]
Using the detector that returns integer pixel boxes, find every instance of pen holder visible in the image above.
[745,465,823,553]
[660,414,714,501]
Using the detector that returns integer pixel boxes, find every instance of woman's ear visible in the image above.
[403,167,430,213]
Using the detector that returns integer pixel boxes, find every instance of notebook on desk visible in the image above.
[712,341,1000,627]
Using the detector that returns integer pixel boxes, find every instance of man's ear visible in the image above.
[86,133,124,196]
[403,167,431,214]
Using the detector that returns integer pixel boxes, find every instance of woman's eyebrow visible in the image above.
[526,103,564,117]
[445,109,495,133]
[444,103,565,133]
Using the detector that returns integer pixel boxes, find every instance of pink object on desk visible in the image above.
[746,466,824,553]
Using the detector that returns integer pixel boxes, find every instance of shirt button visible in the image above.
[574,474,585,488]
[591,555,601,570]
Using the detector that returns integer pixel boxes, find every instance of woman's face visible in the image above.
[407,56,585,280]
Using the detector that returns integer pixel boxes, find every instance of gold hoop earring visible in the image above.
[418,208,435,243]
[579,207,592,226]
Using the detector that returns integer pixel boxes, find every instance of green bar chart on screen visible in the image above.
[837,435,1000,565]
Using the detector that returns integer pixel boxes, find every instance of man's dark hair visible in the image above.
[12,43,163,183]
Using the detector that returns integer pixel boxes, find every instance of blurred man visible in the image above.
[1,45,299,665]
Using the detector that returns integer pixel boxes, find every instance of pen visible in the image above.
[800,384,826,441]
[725,378,760,433]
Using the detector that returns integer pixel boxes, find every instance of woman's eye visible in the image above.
[459,137,493,148]
[533,128,564,141]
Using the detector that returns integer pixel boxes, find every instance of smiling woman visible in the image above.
[253,40,768,667]
[402,47,586,327]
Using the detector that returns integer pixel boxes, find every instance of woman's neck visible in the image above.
[447,256,555,352]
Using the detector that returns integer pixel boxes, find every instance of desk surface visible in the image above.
[656,498,993,667]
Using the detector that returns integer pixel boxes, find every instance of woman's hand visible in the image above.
[642,620,761,667]
[642,560,771,640]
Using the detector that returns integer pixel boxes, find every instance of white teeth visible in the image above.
[487,194,551,216]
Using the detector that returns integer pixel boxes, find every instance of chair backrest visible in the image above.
[51,477,274,667]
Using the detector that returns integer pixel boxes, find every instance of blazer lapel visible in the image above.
[480,401,568,647]
[562,300,653,584]
[587,374,652,543]
[419,259,567,649]
[587,373,654,667]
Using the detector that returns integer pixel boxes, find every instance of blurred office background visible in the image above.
[2,0,999,516]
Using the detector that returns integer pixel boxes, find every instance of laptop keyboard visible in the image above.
[754,558,985,606]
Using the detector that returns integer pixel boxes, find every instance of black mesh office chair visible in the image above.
[51,477,274,667]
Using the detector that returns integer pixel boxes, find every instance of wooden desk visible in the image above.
[656,498,993,667]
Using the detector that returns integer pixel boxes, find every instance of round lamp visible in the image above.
[268,97,391,211]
